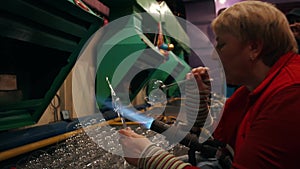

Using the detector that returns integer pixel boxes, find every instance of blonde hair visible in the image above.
[211,1,298,66]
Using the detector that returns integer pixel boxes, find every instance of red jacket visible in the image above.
[186,52,300,169]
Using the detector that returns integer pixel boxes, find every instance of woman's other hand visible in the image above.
[119,127,153,167]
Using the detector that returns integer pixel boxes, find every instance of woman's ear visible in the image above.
[248,40,263,60]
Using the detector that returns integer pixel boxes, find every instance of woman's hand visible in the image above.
[186,66,211,93]
[119,127,153,167]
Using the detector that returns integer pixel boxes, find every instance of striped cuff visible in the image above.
[138,145,191,169]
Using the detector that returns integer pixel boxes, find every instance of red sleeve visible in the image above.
[232,86,300,168]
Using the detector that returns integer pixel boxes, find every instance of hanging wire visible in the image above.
[50,94,61,122]
[153,25,159,46]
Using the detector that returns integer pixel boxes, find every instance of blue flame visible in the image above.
[96,94,154,129]
[120,107,154,129]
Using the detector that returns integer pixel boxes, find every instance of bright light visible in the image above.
[149,3,161,14]
[219,0,226,5]
[159,1,168,15]
[149,1,168,15]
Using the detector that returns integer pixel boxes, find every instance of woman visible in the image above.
[119,1,300,169]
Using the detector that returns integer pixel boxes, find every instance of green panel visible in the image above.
[0,111,35,131]
[0,18,78,52]
[95,34,191,109]
[96,47,191,109]
[96,34,147,108]
[0,0,88,38]
[0,0,103,131]
[94,1,191,109]
[0,99,43,112]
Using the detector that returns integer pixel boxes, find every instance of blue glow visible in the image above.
[96,95,154,129]
[120,107,154,129]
